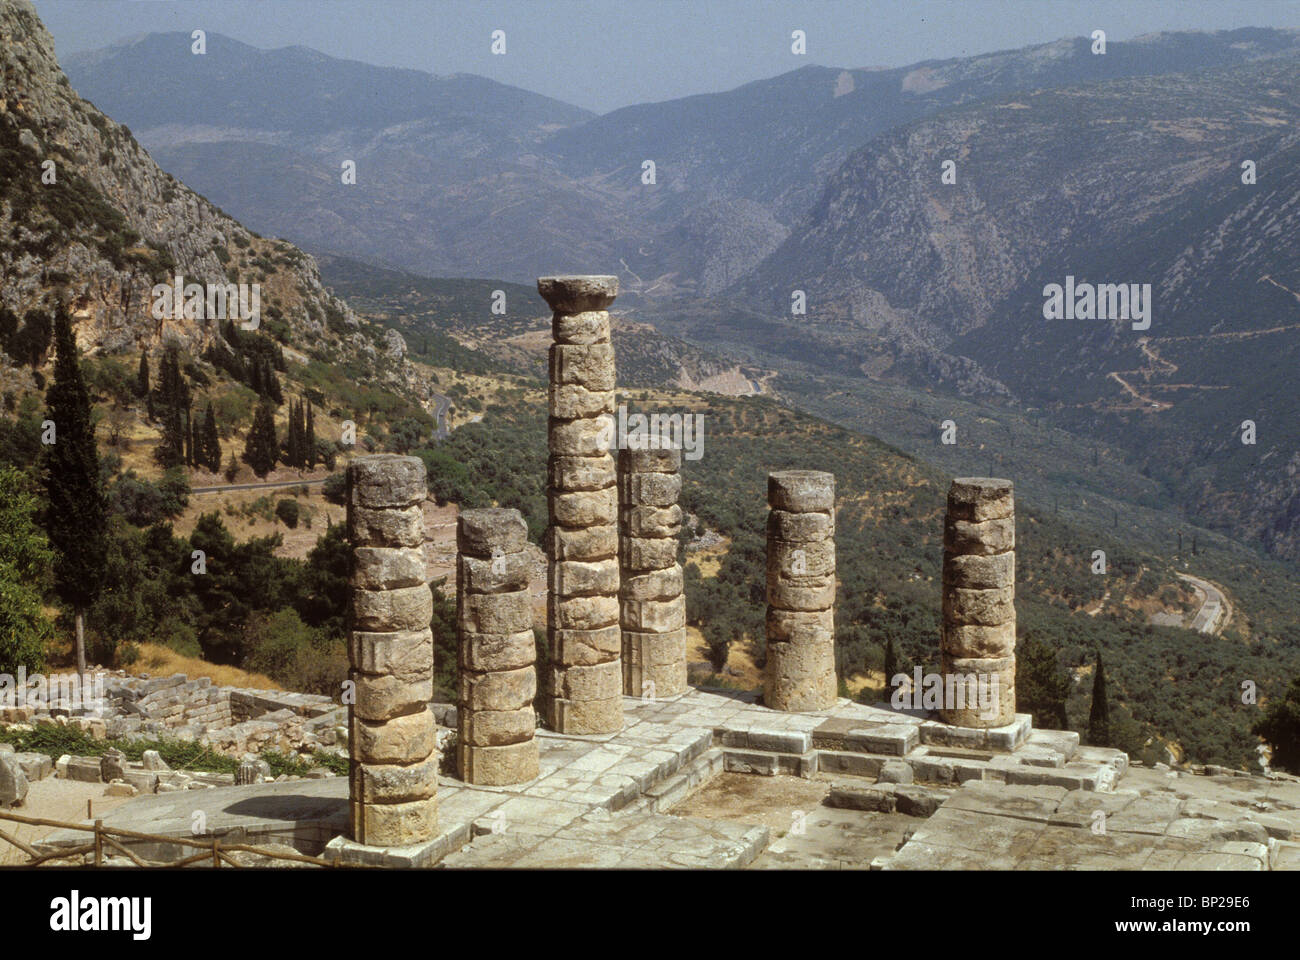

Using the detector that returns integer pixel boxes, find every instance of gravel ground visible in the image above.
[0,778,132,866]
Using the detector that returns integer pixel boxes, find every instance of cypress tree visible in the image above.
[40,305,107,677]
[136,351,150,401]
[1088,652,1111,747]
[883,637,899,689]
[306,400,316,468]
[242,401,279,478]
[202,403,221,472]
[266,360,283,405]
[289,399,303,467]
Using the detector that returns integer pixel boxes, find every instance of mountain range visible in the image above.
[28,12,1300,562]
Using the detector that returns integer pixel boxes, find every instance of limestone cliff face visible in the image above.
[0,0,357,359]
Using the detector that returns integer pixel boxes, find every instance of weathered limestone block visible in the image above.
[943,551,1014,590]
[457,740,539,787]
[546,696,622,734]
[550,486,617,526]
[549,416,615,457]
[624,659,688,700]
[460,552,531,594]
[460,591,532,634]
[352,584,433,633]
[767,509,834,543]
[538,275,619,313]
[354,758,439,804]
[621,565,683,601]
[620,596,686,633]
[544,276,624,734]
[353,708,437,765]
[348,454,427,510]
[352,547,427,590]
[940,477,1017,729]
[765,641,837,713]
[460,666,537,713]
[350,629,433,679]
[549,558,620,597]
[352,672,433,723]
[765,608,836,645]
[552,625,622,667]
[550,455,617,491]
[547,524,618,561]
[764,470,837,712]
[553,309,612,344]
[354,795,438,847]
[620,472,682,507]
[938,654,1016,728]
[551,383,616,419]
[550,594,619,630]
[550,661,623,701]
[768,470,837,513]
[766,577,837,612]
[548,344,617,391]
[620,537,678,571]
[458,630,535,673]
[458,707,535,747]
[347,455,438,847]
[457,507,538,784]
[941,585,1016,626]
[457,509,529,556]
[623,629,688,668]
[348,504,425,548]
[941,621,1017,659]
[624,504,683,538]
[946,477,1015,523]
[943,516,1015,556]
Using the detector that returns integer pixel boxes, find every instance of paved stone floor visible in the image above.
[35,688,1300,869]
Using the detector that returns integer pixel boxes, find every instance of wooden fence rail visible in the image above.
[0,808,358,868]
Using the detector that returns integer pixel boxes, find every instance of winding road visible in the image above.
[1175,572,1231,636]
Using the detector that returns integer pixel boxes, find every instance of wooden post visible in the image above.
[212,836,220,868]
[93,820,103,866]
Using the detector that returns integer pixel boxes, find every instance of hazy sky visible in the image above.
[31,0,1300,113]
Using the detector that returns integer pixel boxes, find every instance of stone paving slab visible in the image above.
[880,778,1292,870]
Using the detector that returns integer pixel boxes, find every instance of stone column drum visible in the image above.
[347,455,438,846]
[619,447,687,699]
[457,508,539,785]
[764,470,838,711]
[941,477,1017,727]
[540,275,623,735]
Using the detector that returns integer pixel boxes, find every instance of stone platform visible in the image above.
[37,687,1136,868]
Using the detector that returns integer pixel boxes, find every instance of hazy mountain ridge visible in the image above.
[0,1,361,363]
[60,26,1300,299]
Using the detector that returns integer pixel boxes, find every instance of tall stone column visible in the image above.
[941,477,1017,727]
[347,455,438,846]
[456,508,539,785]
[619,447,687,699]
[540,275,623,735]
[764,470,837,712]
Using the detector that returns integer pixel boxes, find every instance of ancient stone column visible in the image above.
[940,477,1017,727]
[764,470,837,711]
[540,275,623,734]
[456,508,539,785]
[619,447,687,699]
[347,455,438,846]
